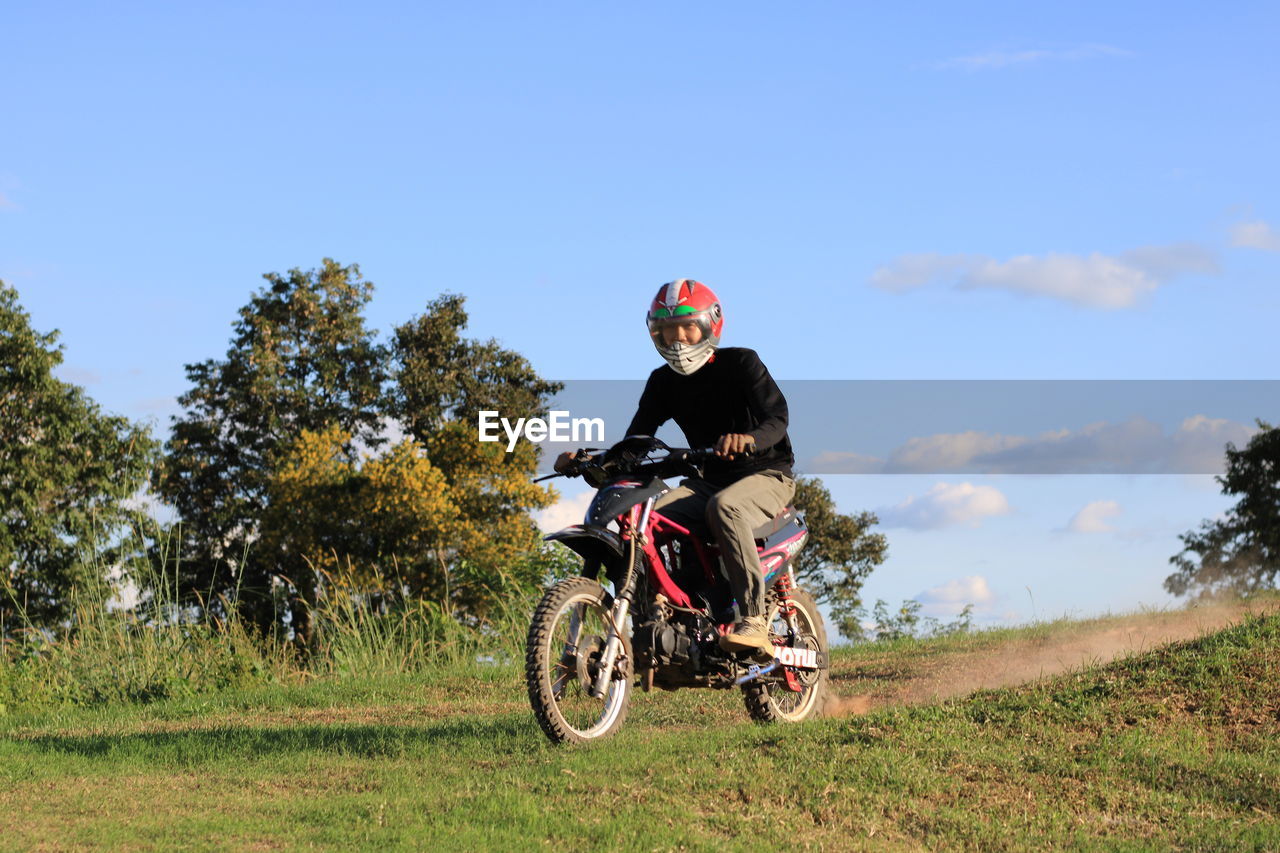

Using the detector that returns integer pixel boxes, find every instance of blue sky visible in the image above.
[3,2,1277,623]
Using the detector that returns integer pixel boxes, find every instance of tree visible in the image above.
[1166,420,1280,598]
[789,476,888,640]
[385,294,562,606]
[260,424,555,647]
[387,293,562,445]
[157,260,387,633]
[159,266,562,637]
[259,425,456,648]
[0,281,158,634]
[857,598,974,643]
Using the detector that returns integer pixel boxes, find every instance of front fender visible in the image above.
[544,525,630,580]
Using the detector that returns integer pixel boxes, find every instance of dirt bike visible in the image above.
[526,435,829,744]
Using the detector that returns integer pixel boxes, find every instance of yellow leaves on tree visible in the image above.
[263,424,556,615]
[426,422,558,607]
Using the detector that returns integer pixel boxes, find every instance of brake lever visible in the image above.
[536,448,600,483]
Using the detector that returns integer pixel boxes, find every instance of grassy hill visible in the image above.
[2,602,1277,850]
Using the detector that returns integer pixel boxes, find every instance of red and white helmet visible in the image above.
[646,279,723,375]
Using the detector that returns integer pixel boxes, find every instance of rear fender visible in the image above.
[760,525,809,586]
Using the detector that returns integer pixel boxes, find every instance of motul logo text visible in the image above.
[775,647,818,669]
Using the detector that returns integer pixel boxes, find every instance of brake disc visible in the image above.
[576,634,605,685]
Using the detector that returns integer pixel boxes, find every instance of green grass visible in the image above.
[3,604,1278,850]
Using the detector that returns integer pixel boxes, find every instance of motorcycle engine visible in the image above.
[654,622,691,665]
[637,611,720,670]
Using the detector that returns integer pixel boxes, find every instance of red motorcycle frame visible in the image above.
[525,437,829,744]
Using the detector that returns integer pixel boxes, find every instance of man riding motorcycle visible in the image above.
[556,278,796,657]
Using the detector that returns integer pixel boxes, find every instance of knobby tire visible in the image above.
[525,576,632,744]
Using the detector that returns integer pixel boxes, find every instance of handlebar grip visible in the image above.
[690,443,759,460]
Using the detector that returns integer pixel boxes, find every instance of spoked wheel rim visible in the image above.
[539,591,628,740]
[766,596,825,721]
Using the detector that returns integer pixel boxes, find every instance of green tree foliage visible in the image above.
[385,295,562,608]
[388,293,562,443]
[158,264,562,637]
[157,260,387,632]
[0,281,157,634]
[1166,420,1280,598]
[789,476,888,640]
[259,425,554,647]
[856,598,974,643]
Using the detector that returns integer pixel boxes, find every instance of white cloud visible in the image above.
[55,365,104,385]
[1231,220,1280,252]
[1067,500,1122,533]
[886,431,1029,473]
[807,415,1250,476]
[131,396,181,416]
[1120,243,1219,279]
[534,490,595,534]
[871,243,1217,309]
[0,191,17,211]
[963,252,1157,308]
[878,482,1011,530]
[1169,415,1252,472]
[880,415,1253,475]
[926,418,1164,473]
[868,253,975,292]
[938,44,1130,71]
[916,575,996,617]
[806,450,884,474]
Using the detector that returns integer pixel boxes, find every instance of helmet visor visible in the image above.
[648,311,712,343]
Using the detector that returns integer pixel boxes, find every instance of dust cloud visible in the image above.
[828,600,1276,717]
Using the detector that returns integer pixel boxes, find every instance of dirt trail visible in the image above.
[829,600,1277,717]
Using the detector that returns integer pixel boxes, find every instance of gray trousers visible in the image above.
[654,469,796,619]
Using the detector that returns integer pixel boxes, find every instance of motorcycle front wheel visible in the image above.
[525,576,632,744]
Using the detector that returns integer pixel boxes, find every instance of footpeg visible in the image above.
[734,660,780,685]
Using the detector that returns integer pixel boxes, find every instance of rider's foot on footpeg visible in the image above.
[719,615,774,658]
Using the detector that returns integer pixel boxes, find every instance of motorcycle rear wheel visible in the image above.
[526,576,632,744]
[742,586,830,723]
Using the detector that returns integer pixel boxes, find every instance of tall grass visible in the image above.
[0,532,289,711]
[305,563,535,677]
[0,528,542,714]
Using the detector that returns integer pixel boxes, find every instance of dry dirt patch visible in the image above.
[829,600,1278,716]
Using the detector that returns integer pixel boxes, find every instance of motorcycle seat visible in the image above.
[751,506,800,541]
[663,507,802,549]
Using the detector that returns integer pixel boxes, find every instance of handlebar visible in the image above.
[535,436,756,483]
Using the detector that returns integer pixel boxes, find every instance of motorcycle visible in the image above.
[526,435,829,744]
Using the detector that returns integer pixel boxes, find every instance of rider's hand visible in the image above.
[555,449,595,474]
[554,451,577,474]
[714,433,756,459]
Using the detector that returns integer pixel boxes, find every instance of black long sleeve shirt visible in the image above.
[625,347,795,488]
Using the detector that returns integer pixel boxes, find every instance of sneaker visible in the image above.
[719,615,775,658]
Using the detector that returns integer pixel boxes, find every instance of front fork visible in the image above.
[588,496,653,698]
[588,597,631,698]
